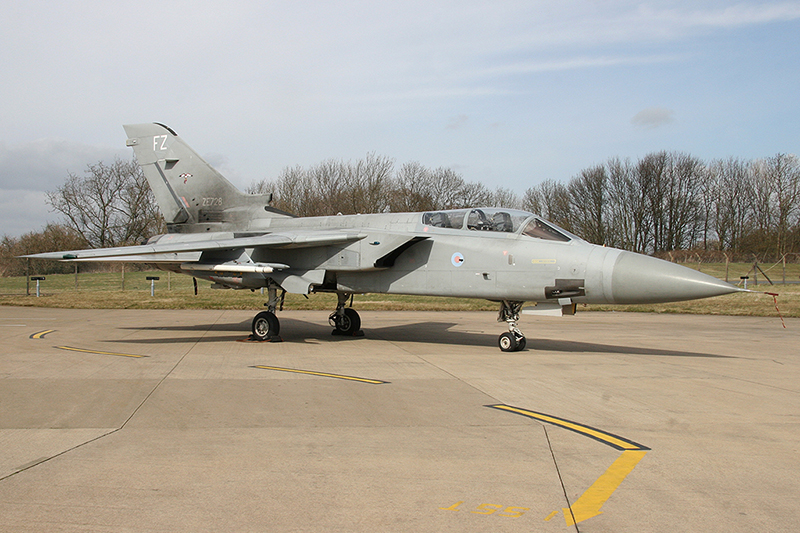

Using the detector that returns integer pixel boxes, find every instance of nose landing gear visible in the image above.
[498,300,526,352]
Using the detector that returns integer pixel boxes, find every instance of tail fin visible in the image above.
[123,123,289,231]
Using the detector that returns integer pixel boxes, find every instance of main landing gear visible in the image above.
[498,300,526,352]
[250,287,364,341]
[250,282,283,341]
[329,292,363,336]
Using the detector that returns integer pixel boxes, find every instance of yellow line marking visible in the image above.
[55,346,148,358]
[564,450,648,525]
[488,404,649,451]
[252,365,388,384]
[487,404,650,526]
[30,330,55,339]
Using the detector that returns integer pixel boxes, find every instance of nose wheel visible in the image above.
[499,331,526,352]
[498,300,526,352]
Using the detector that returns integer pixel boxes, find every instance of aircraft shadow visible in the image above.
[112,318,733,358]
[368,322,734,358]
[523,338,735,358]
[118,322,254,333]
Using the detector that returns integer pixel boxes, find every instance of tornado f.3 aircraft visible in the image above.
[27,123,744,351]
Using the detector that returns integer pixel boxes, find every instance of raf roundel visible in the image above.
[451,252,465,267]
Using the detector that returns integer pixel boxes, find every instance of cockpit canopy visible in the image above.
[421,208,573,242]
[422,208,525,232]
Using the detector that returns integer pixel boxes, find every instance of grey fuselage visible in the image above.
[150,207,738,306]
[29,123,740,311]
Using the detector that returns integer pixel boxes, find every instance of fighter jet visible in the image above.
[26,123,743,351]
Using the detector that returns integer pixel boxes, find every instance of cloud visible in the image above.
[0,139,128,236]
[478,54,682,78]
[647,3,800,30]
[0,139,126,192]
[631,107,675,129]
[0,189,58,237]
[446,114,470,130]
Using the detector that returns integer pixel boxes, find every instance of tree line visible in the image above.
[246,153,519,216]
[524,152,800,259]
[251,151,800,259]
[2,150,798,276]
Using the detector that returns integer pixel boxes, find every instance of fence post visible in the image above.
[146,276,159,297]
[31,276,45,297]
[723,253,729,283]
[783,255,786,284]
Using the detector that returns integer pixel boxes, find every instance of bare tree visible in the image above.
[634,152,704,252]
[606,157,651,252]
[390,161,437,212]
[455,180,493,208]
[522,179,572,229]
[637,152,669,252]
[764,154,800,256]
[428,168,473,209]
[47,158,163,248]
[664,153,704,251]
[342,153,394,214]
[708,158,752,252]
[489,187,522,209]
[568,165,608,245]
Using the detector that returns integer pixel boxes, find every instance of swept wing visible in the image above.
[23,230,367,262]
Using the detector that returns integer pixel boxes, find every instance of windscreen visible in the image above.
[521,217,571,242]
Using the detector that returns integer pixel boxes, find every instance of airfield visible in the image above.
[0,306,797,532]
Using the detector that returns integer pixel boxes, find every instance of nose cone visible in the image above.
[610,251,742,304]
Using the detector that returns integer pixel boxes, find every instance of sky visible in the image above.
[1,0,799,237]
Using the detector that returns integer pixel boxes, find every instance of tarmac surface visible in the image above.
[0,306,797,532]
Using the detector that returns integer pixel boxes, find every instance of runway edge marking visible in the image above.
[487,404,649,526]
[251,365,389,384]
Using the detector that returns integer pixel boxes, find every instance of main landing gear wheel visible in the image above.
[252,310,280,341]
[330,307,361,336]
